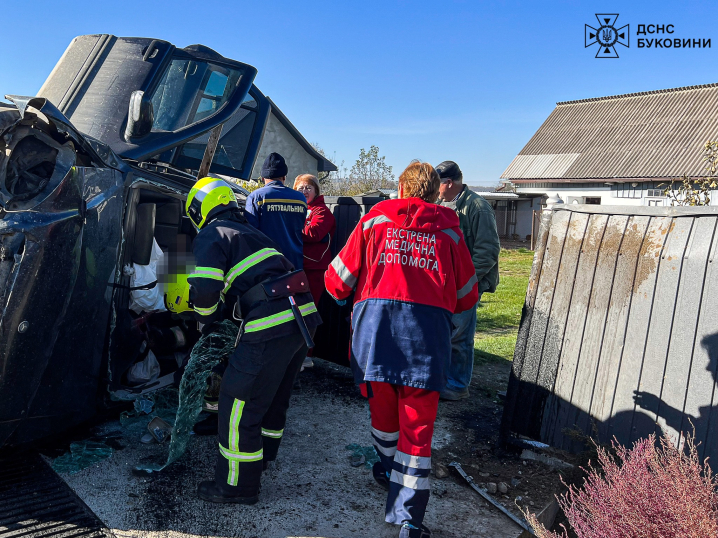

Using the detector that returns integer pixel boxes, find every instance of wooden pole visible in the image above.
[196,125,224,179]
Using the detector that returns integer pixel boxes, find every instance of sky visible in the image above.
[1,0,717,185]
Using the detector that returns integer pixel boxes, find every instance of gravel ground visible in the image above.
[59,359,524,538]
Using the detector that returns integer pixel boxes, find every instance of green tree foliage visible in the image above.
[310,144,397,196]
[347,145,396,194]
[661,141,718,206]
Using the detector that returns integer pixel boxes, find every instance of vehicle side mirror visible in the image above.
[124,91,154,140]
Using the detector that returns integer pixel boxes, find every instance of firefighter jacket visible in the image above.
[302,195,336,271]
[244,180,307,270]
[188,211,320,343]
[324,198,479,392]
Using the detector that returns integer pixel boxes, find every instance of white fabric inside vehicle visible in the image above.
[129,239,167,314]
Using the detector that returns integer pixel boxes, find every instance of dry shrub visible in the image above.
[525,433,718,538]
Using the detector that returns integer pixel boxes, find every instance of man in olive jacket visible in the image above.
[436,161,500,400]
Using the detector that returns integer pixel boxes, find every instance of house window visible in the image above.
[646,189,665,197]
[585,197,601,205]
[647,199,663,206]
[612,183,642,198]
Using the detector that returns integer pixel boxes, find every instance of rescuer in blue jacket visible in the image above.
[245,153,307,269]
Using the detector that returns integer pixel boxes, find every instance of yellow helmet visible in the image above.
[186,177,238,230]
[164,273,192,314]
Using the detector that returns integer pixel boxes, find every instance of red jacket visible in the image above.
[302,195,336,271]
[324,198,478,391]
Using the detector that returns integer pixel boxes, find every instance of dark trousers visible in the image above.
[214,329,311,496]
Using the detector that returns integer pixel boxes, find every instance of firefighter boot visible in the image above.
[399,523,431,538]
[197,481,258,505]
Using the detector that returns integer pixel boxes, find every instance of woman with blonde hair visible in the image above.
[293,174,336,305]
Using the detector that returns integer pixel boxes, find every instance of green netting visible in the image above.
[135,320,238,473]
[119,388,179,428]
[52,441,114,474]
[345,443,380,469]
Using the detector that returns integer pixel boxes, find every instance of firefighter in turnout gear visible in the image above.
[325,162,478,538]
[186,177,321,504]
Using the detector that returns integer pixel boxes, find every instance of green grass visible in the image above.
[474,248,534,364]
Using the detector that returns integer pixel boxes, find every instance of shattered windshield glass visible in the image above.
[150,58,243,132]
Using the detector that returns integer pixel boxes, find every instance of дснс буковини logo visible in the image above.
[585,14,629,58]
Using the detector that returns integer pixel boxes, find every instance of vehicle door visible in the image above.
[0,97,125,446]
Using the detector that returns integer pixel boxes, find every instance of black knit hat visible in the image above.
[261,152,288,179]
[435,161,462,182]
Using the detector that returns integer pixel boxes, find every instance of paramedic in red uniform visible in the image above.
[324,161,478,538]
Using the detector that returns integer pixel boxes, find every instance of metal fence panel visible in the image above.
[501,205,718,468]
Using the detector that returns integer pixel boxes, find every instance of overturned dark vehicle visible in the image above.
[0,35,337,448]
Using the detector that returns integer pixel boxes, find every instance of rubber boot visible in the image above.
[197,480,258,505]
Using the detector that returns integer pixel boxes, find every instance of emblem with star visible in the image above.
[585,14,629,58]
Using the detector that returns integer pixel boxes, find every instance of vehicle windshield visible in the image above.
[150,57,243,132]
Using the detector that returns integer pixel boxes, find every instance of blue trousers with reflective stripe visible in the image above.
[386,469,431,526]
[386,456,431,525]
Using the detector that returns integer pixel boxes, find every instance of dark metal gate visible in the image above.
[493,200,517,238]
[311,195,383,365]
[0,452,112,538]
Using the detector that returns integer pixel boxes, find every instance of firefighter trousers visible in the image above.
[365,381,440,527]
[214,329,312,496]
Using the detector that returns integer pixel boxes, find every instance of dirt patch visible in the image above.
[425,358,568,526]
[302,358,570,528]
[59,358,534,538]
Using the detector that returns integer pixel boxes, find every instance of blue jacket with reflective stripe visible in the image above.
[244,181,307,270]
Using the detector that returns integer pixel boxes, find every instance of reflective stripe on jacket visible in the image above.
[324,198,478,391]
[244,181,307,270]
[189,212,320,342]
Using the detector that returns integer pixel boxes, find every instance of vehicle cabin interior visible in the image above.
[109,184,203,397]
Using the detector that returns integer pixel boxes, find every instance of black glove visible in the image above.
[201,321,220,336]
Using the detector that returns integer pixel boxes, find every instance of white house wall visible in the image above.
[251,111,320,184]
[515,199,535,238]
[514,184,702,207]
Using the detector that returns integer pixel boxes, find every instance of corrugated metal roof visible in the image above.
[468,186,497,192]
[478,192,519,199]
[501,83,718,180]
